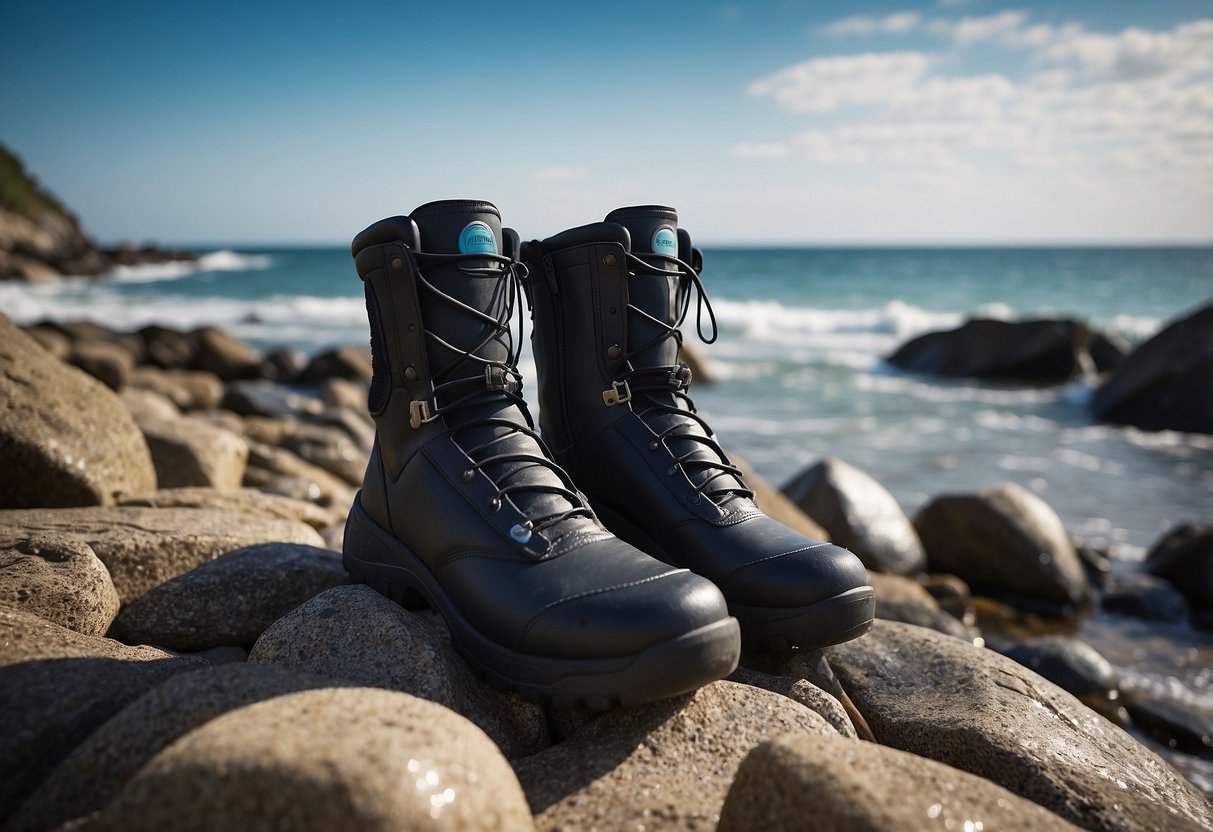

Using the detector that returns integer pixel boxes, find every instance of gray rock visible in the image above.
[0,609,199,819]
[887,318,1093,383]
[1103,573,1189,623]
[260,345,308,381]
[68,339,134,390]
[221,380,323,419]
[8,664,340,832]
[719,732,1082,832]
[919,572,974,622]
[0,313,156,507]
[1093,302,1213,434]
[914,482,1089,609]
[189,326,261,381]
[128,366,223,411]
[727,665,856,737]
[1126,694,1213,757]
[783,457,926,575]
[118,387,180,423]
[1144,524,1213,612]
[244,438,357,511]
[997,635,1122,722]
[137,324,194,369]
[1089,330,1131,374]
[248,585,547,758]
[120,486,344,530]
[514,680,837,832]
[0,531,119,636]
[137,415,249,490]
[732,454,830,541]
[89,687,536,832]
[0,506,324,604]
[867,570,977,641]
[828,620,1213,832]
[298,345,373,382]
[110,543,346,649]
[243,417,365,485]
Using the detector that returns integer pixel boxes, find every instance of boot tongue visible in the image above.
[604,206,680,368]
[605,205,745,502]
[411,200,574,529]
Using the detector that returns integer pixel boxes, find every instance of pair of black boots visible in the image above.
[343,200,874,709]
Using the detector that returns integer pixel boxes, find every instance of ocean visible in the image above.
[3,245,1209,557]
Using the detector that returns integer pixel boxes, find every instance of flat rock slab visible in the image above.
[719,732,1082,831]
[120,486,344,530]
[109,543,347,650]
[9,664,341,832]
[514,680,838,832]
[0,609,200,819]
[248,585,547,759]
[89,687,535,832]
[0,506,324,604]
[828,620,1213,832]
[783,457,926,575]
[0,313,155,507]
[0,530,119,636]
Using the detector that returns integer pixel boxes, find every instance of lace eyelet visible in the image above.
[648,440,659,451]
[461,469,475,483]
[488,497,501,511]
[667,466,677,477]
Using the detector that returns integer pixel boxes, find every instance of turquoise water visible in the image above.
[2,246,1210,553]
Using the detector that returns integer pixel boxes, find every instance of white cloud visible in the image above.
[822,12,922,37]
[731,142,790,160]
[747,52,933,113]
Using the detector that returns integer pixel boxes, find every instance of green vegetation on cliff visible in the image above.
[0,143,70,220]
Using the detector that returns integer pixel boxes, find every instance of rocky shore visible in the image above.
[2,311,1212,831]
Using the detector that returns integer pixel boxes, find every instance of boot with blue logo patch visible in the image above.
[342,200,740,708]
[522,205,875,649]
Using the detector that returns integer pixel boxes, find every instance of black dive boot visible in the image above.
[342,200,740,708]
[522,205,875,649]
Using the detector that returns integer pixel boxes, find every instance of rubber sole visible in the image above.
[342,495,741,709]
[593,500,877,650]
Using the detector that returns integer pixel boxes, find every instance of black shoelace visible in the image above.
[411,249,593,535]
[615,249,755,506]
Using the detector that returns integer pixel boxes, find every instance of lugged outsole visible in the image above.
[342,495,741,709]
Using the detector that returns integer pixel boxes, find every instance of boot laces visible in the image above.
[615,250,755,506]
[412,249,594,534]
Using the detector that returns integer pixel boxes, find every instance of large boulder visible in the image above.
[110,543,346,649]
[120,486,345,530]
[0,313,156,507]
[887,318,1092,383]
[1093,303,1213,434]
[914,482,1089,609]
[88,688,536,832]
[0,609,200,819]
[782,457,926,575]
[67,338,135,390]
[513,681,837,831]
[827,620,1213,832]
[0,506,324,604]
[137,416,249,490]
[298,345,373,383]
[8,664,340,831]
[248,585,547,759]
[1143,523,1213,612]
[732,454,829,540]
[718,732,1081,831]
[0,530,119,636]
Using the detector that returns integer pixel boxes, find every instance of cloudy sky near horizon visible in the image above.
[3,1,1212,245]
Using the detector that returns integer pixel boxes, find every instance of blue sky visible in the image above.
[3,1,1211,245]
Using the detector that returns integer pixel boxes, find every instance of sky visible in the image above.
[2,1,1212,246]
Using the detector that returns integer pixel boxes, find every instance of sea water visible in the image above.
[3,245,1208,555]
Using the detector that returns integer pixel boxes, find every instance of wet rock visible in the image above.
[514,680,836,831]
[0,531,119,635]
[828,620,1213,832]
[1126,694,1213,757]
[732,454,829,541]
[260,345,308,381]
[727,666,855,737]
[887,318,1092,383]
[120,486,344,530]
[221,379,323,419]
[0,609,200,819]
[119,387,180,423]
[914,482,1089,609]
[1144,524,1213,612]
[0,313,156,508]
[189,326,262,381]
[137,416,249,490]
[1103,573,1189,623]
[1093,303,1213,434]
[137,324,194,369]
[90,687,535,832]
[867,570,976,641]
[718,732,1081,832]
[248,585,546,759]
[244,438,356,511]
[782,457,925,575]
[7,664,341,832]
[128,366,223,410]
[1089,330,1131,374]
[298,345,373,382]
[110,543,346,650]
[1076,542,1115,588]
[997,635,1122,721]
[0,506,324,604]
[68,339,134,390]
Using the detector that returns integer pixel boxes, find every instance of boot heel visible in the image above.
[343,495,429,610]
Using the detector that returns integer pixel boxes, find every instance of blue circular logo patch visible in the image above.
[458,221,497,255]
[652,226,678,256]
